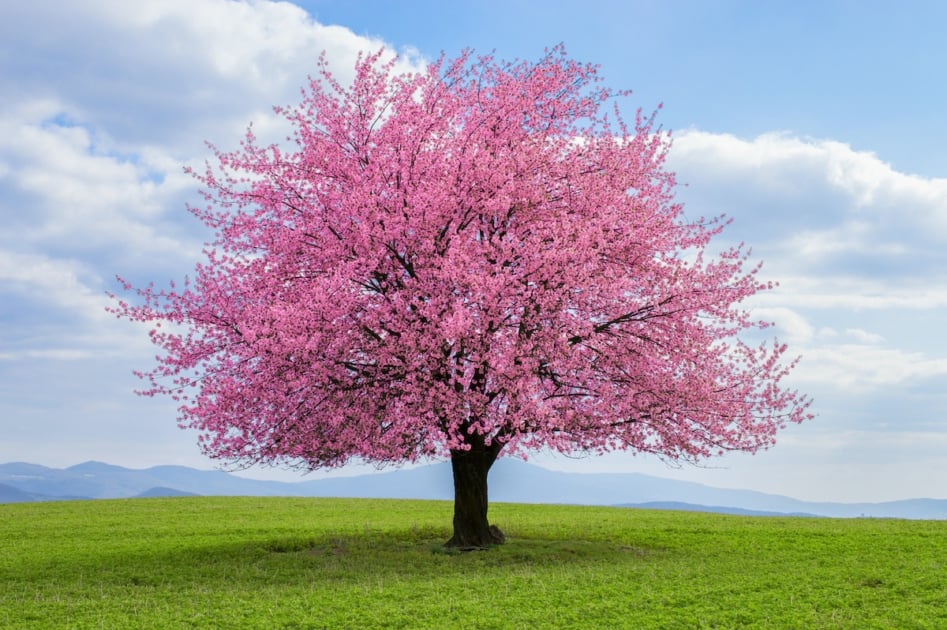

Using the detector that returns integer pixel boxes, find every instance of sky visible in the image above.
[1,0,946,503]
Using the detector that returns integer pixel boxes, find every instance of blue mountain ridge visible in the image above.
[1,459,945,519]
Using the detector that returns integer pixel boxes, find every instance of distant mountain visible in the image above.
[135,487,199,498]
[2,459,946,519]
[0,482,41,503]
[0,461,290,500]
[622,501,821,518]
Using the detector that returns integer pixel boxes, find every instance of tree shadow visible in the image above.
[19,526,666,592]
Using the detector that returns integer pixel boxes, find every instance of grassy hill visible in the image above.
[2,497,945,628]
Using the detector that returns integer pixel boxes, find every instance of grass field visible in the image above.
[1,497,945,628]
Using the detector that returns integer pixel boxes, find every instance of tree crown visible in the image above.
[112,46,811,471]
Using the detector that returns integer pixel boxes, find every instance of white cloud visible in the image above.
[669,131,947,405]
[752,274,947,310]
[0,0,426,154]
[669,130,947,254]
[0,349,94,362]
[0,0,430,277]
[0,104,203,281]
[751,307,814,343]
[670,131,947,353]
[782,221,908,260]
[844,328,885,344]
[792,344,947,390]
[0,250,104,316]
[0,0,429,366]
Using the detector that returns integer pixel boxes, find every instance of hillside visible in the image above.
[2,459,946,518]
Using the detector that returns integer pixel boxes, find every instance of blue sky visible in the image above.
[1,0,946,503]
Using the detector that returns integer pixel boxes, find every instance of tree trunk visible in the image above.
[445,445,505,549]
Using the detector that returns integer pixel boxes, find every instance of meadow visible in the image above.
[1,496,945,628]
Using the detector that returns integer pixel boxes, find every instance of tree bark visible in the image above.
[445,444,505,549]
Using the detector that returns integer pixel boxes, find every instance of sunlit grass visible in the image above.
[2,497,945,628]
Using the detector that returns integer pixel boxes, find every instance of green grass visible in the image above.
[1,497,945,628]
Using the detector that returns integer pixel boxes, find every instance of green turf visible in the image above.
[1,497,945,628]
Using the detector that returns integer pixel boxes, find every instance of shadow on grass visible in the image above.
[15,526,665,593]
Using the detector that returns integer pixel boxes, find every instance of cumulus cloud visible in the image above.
[0,0,430,273]
[844,328,885,344]
[670,130,947,311]
[669,131,947,266]
[751,307,815,343]
[0,102,198,264]
[0,0,426,366]
[0,251,102,313]
[794,345,947,390]
[752,275,947,310]
[0,0,424,153]
[668,131,947,413]
[0,249,155,361]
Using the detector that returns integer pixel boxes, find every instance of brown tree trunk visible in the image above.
[445,445,505,549]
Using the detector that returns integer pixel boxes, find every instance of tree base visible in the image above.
[445,524,506,551]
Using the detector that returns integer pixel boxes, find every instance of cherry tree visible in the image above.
[113,47,811,548]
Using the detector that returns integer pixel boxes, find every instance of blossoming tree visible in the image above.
[114,47,811,548]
